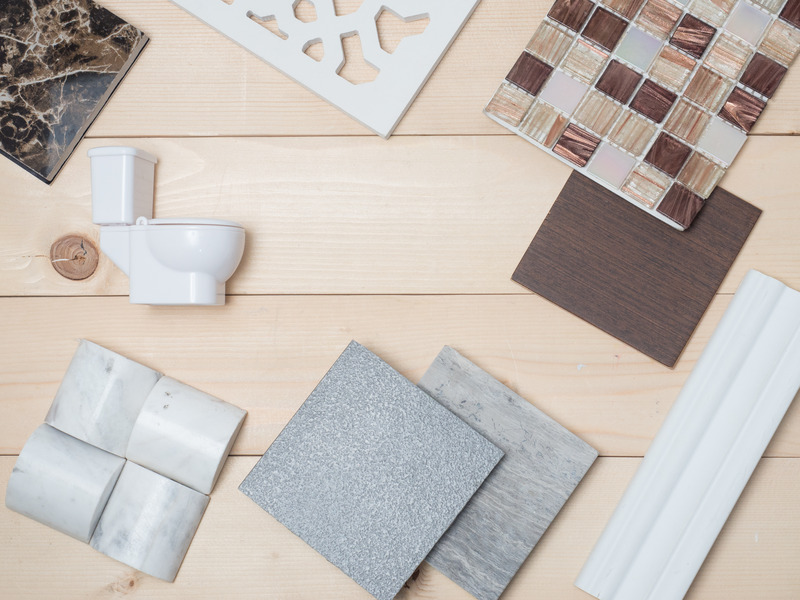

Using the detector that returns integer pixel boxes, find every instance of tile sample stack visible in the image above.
[486,0,800,229]
[575,270,800,600]
[240,341,504,600]
[0,0,148,183]
[419,347,597,600]
[513,172,760,367]
[5,340,246,582]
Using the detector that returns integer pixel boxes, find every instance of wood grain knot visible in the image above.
[49,235,99,280]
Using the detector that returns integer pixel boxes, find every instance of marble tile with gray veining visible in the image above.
[239,341,503,600]
[0,0,148,183]
[419,346,598,600]
[90,461,209,582]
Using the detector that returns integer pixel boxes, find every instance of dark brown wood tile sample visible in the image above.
[780,0,800,28]
[670,14,716,59]
[548,0,595,32]
[657,183,704,228]
[645,132,691,176]
[596,60,643,103]
[506,53,554,95]
[553,124,600,166]
[511,172,760,367]
[719,88,766,132]
[630,80,677,123]
[740,54,787,98]
[582,8,629,51]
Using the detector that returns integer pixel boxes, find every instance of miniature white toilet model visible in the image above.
[88,146,245,306]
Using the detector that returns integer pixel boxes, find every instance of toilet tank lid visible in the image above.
[87,146,158,163]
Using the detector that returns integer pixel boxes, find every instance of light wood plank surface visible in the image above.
[1,0,799,598]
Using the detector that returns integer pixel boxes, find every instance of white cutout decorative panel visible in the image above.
[170,0,482,137]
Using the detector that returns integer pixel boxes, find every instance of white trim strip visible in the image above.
[575,269,800,600]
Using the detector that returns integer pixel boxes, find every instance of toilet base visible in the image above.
[130,271,226,306]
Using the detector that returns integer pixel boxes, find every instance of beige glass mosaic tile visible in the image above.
[485,0,800,230]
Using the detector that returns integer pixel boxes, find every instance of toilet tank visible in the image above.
[89,147,157,225]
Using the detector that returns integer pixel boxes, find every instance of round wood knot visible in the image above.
[49,235,99,280]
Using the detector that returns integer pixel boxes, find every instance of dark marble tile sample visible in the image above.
[657,183,705,228]
[420,347,597,600]
[719,88,766,132]
[0,0,148,183]
[630,80,678,123]
[740,54,787,99]
[548,0,595,32]
[596,60,643,103]
[780,0,800,28]
[582,8,629,51]
[512,172,761,367]
[506,53,554,96]
[645,132,691,176]
[670,14,716,59]
[238,341,503,600]
[553,124,600,166]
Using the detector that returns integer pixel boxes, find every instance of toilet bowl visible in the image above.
[89,147,245,306]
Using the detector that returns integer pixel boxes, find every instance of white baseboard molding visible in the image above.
[575,269,800,600]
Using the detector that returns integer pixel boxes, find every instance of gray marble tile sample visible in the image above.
[45,339,162,456]
[90,462,209,582]
[239,341,503,600]
[419,347,598,600]
[5,424,125,543]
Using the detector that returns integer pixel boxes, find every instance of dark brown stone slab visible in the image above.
[780,0,800,28]
[630,79,678,123]
[548,0,595,32]
[582,8,629,51]
[506,52,554,95]
[644,132,691,177]
[740,54,787,98]
[719,87,766,132]
[670,14,716,59]
[657,183,705,228]
[596,60,643,103]
[553,124,601,166]
[512,172,761,367]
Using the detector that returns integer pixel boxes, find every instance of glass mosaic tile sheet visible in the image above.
[0,0,148,184]
[486,0,800,230]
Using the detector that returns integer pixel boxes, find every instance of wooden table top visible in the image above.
[1,1,798,598]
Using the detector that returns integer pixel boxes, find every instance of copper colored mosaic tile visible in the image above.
[741,53,788,98]
[582,8,629,51]
[671,14,716,58]
[519,101,570,147]
[526,21,575,67]
[650,46,697,91]
[548,0,595,32]
[630,79,677,123]
[752,0,785,14]
[506,53,553,95]
[645,132,692,177]
[610,110,658,155]
[485,82,535,127]
[622,163,672,207]
[705,32,752,79]
[678,152,725,196]
[780,0,800,28]
[685,66,733,111]
[690,0,736,27]
[657,183,705,228]
[553,124,600,166]
[636,0,684,39]
[719,87,766,132]
[596,60,642,103]
[760,19,800,65]
[664,99,710,144]
[574,90,623,136]
[563,39,610,83]
[605,0,646,19]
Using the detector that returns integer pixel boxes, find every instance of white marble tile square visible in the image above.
[539,71,590,115]
[615,26,663,71]
[697,117,748,165]
[588,143,638,188]
[726,2,771,45]
[90,462,209,582]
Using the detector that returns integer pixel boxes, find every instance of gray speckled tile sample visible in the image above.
[238,341,503,600]
[419,346,598,600]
